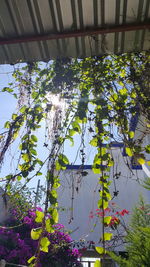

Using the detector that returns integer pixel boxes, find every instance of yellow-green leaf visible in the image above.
[95,247,106,254]
[52,209,59,223]
[66,135,74,146]
[125,147,133,157]
[4,121,10,129]
[129,131,134,139]
[45,219,54,233]
[120,88,127,95]
[94,260,101,267]
[137,158,145,165]
[40,237,50,253]
[31,228,42,240]
[104,216,112,225]
[35,211,44,223]
[89,137,98,147]
[92,166,102,174]
[103,232,113,241]
[98,199,109,209]
[131,92,136,98]
[118,81,124,86]
[22,153,30,162]
[28,256,36,264]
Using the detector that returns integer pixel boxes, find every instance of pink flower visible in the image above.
[104,207,111,213]
[89,211,94,219]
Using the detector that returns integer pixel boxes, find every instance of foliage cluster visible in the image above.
[0,207,81,267]
[0,51,149,265]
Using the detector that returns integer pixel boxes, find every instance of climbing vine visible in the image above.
[0,51,149,266]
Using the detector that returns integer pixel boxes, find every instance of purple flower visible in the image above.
[23,216,32,225]
[36,207,43,212]
[72,248,81,257]
[54,223,64,230]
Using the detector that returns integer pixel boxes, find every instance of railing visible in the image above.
[80,260,95,267]
[80,259,115,267]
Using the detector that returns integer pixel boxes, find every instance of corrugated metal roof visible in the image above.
[0,0,149,64]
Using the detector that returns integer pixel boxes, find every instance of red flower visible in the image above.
[119,209,129,216]
[109,216,120,226]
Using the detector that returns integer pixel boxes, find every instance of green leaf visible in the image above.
[31,228,42,240]
[56,154,69,170]
[119,88,127,95]
[31,135,38,142]
[45,219,54,233]
[22,153,30,162]
[49,190,58,204]
[125,147,133,157]
[53,178,60,189]
[66,135,74,146]
[103,232,113,241]
[94,260,101,267]
[13,93,17,99]
[30,149,37,156]
[55,160,62,171]
[36,172,42,176]
[4,121,10,128]
[17,175,22,181]
[90,137,98,147]
[37,159,43,166]
[12,113,17,120]
[59,154,69,164]
[145,145,150,154]
[31,91,38,99]
[20,105,27,113]
[35,211,44,223]
[50,190,57,199]
[40,237,50,253]
[95,247,106,254]
[2,87,13,93]
[72,121,81,133]
[69,129,76,136]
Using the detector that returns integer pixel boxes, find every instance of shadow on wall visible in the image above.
[0,187,11,225]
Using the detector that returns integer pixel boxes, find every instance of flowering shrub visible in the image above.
[0,208,81,266]
[89,203,129,230]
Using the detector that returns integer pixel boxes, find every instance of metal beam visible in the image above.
[0,23,149,45]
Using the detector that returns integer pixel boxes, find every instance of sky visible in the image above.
[0,63,98,198]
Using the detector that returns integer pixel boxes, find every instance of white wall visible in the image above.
[58,147,150,248]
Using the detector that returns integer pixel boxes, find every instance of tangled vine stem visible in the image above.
[0,52,149,265]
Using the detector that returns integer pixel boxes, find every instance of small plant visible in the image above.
[109,196,150,267]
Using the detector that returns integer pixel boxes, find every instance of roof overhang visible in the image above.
[0,0,149,64]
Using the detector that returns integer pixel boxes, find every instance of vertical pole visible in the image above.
[34,179,40,208]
